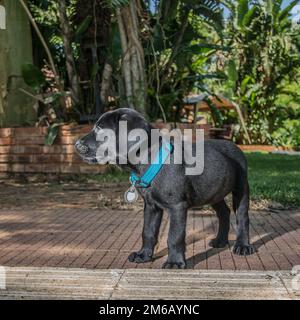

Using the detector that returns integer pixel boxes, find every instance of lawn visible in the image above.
[246,153,300,207]
[87,153,300,207]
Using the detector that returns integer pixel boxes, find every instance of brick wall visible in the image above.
[0,124,281,175]
[0,125,106,174]
[0,123,214,175]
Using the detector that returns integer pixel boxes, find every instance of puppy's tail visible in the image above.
[232,163,249,214]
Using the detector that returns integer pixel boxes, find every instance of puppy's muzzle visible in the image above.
[75,140,90,155]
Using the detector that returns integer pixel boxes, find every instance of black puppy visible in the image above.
[75,108,254,269]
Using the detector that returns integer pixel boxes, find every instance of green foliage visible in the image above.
[21,64,46,91]
[272,119,300,148]
[28,0,86,69]
[102,0,130,9]
[74,15,92,41]
[28,0,76,73]
[220,0,300,144]
[45,123,60,145]
[144,0,224,120]
[24,0,300,149]
[227,59,238,90]
[204,97,224,127]
[21,63,67,144]
[184,0,224,35]
[236,0,249,27]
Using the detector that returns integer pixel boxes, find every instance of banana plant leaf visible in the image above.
[45,123,60,146]
[75,15,92,42]
[103,0,130,9]
[43,92,65,105]
[236,0,249,28]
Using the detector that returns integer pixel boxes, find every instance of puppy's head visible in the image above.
[75,108,152,164]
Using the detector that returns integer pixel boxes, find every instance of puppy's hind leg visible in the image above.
[232,178,254,256]
[209,200,230,248]
[128,202,163,263]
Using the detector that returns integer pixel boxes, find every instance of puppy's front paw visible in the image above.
[162,261,186,269]
[233,243,254,255]
[128,250,152,263]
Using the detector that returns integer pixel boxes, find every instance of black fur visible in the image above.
[75,108,254,269]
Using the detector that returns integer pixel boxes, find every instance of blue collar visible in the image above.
[130,142,173,188]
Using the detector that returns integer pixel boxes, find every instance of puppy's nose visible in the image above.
[75,140,89,155]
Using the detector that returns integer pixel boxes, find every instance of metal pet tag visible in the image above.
[124,186,139,203]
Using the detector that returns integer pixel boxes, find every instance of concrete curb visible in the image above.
[0,267,299,300]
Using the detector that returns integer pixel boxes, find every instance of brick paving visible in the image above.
[0,182,299,270]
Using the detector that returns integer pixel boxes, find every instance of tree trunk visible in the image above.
[116,1,147,115]
[58,0,81,106]
[117,8,133,106]
[100,62,113,106]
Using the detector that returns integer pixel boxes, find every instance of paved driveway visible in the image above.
[0,182,299,271]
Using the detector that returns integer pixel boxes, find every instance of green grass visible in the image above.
[83,154,300,207]
[246,153,300,206]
